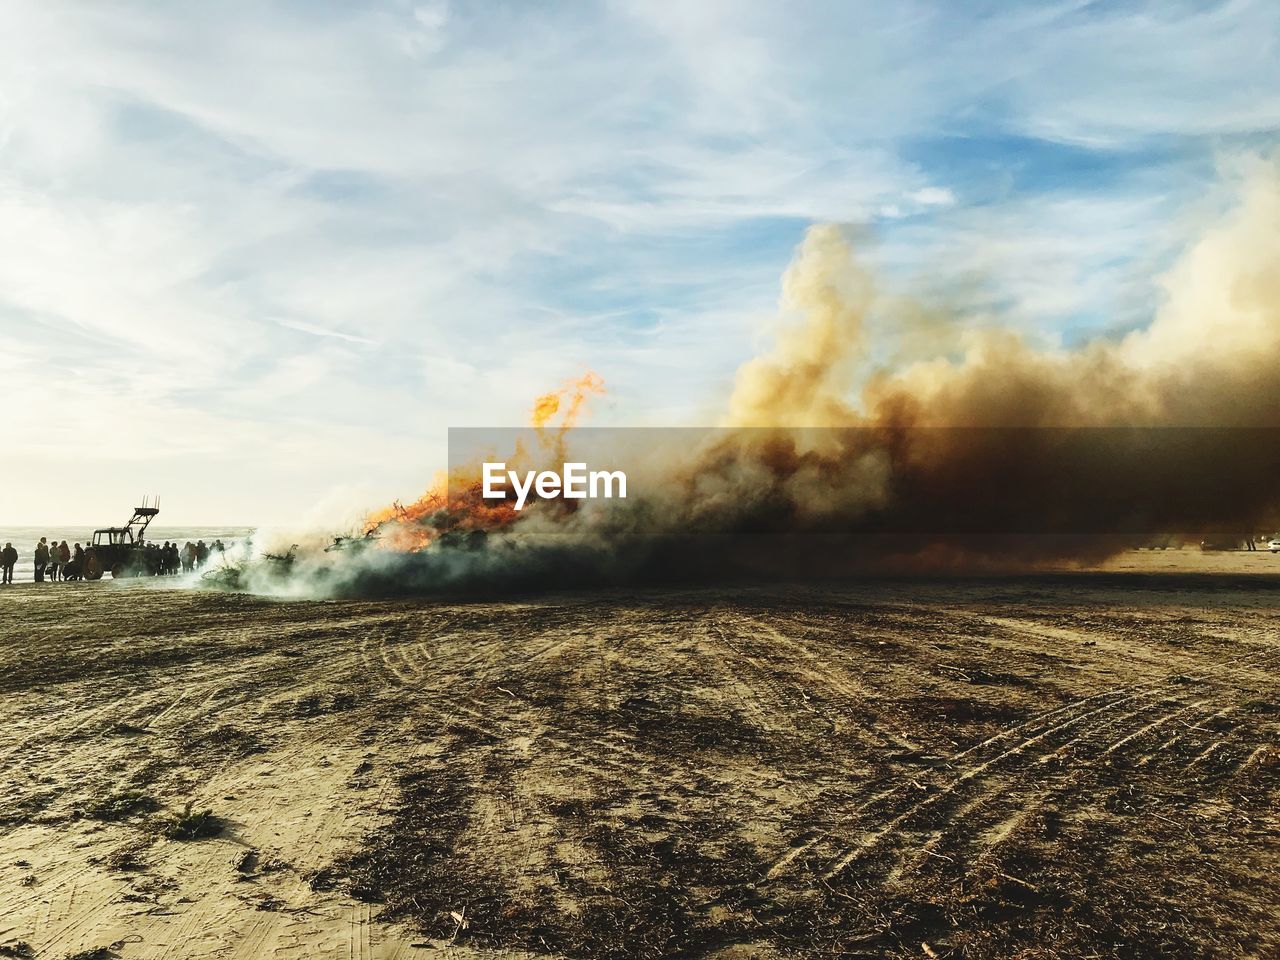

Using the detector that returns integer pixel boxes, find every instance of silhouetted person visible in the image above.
[47,535,62,581]
[70,542,85,581]
[183,541,196,573]
[196,540,209,569]
[1,543,16,584]
[58,541,70,580]
[34,538,48,582]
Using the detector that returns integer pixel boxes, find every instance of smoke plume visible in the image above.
[216,157,1280,595]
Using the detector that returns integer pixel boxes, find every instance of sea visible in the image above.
[0,526,254,584]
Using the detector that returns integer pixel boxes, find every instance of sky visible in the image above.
[1,0,1278,525]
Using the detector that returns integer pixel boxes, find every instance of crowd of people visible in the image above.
[31,538,77,581]
[138,539,225,576]
[0,537,226,584]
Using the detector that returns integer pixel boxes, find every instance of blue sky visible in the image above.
[1,0,1277,524]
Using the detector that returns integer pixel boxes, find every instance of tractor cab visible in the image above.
[92,528,135,547]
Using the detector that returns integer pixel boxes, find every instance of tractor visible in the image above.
[82,499,160,580]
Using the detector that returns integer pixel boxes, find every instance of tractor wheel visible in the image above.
[111,562,125,579]
[83,552,103,581]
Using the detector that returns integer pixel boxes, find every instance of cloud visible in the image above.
[0,0,1276,523]
[910,187,956,207]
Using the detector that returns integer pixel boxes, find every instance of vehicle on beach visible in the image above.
[1269,538,1280,553]
[82,499,160,580]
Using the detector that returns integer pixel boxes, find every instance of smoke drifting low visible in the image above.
[222,159,1280,596]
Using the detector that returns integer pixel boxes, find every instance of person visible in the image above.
[34,538,49,582]
[69,542,85,581]
[34,537,47,583]
[1,543,16,584]
[183,541,196,574]
[58,541,70,581]
[196,540,209,569]
[47,536,62,581]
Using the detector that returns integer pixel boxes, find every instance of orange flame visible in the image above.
[361,372,605,550]
[532,371,605,430]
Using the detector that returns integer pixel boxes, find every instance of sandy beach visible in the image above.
[2,553,1277,958]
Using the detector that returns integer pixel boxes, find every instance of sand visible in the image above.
[1,551,1278,958]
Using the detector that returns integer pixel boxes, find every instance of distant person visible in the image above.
[196,540,209,569]
[70,542,85,581]
[166,542,179,575]
[213,539,225,555]
[46,536,61,581]
[34,538,49,582]
[183,541,196,574]
[58,541,70,580]
[1,543,16,584]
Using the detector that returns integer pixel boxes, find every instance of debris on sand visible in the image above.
[84,790,161,822]
[97,842,149,873]
[161,803,224,841]
[63,947,118,960]
[62,942,139,960]
[447,907,470,942]
[185,723,266,759]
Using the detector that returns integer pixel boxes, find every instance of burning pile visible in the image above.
[357,372,607,552]
[226,158,1280,595]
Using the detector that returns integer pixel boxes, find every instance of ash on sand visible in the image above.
[2,551,1279,959]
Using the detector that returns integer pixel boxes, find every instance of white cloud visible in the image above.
[0,0,1276,523]
[910,187,956,207]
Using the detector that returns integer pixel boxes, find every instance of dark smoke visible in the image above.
[224,158,1280,596]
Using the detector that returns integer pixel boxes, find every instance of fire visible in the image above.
[532,371,605,430]
[532,371,605,464]
[361,372,605,551]
[531,393,561,429]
